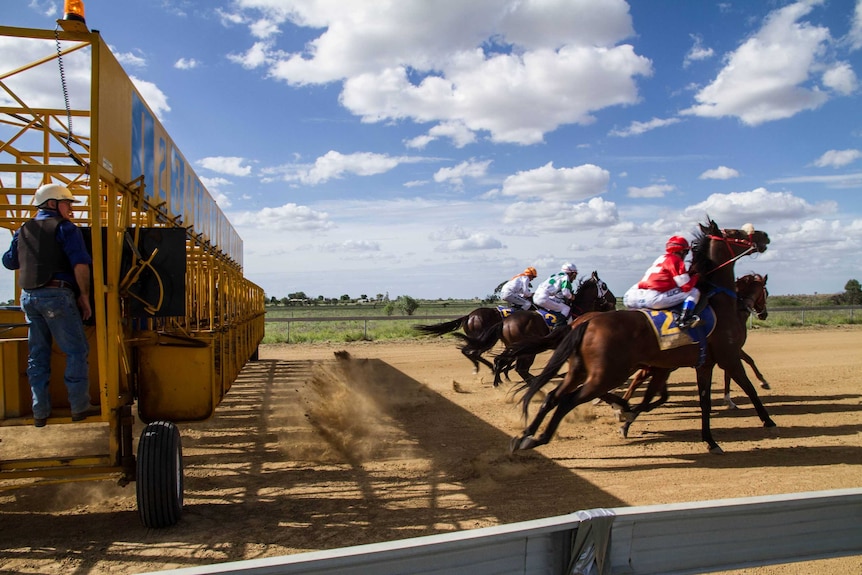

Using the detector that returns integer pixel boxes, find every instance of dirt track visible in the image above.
[1,327,861,574]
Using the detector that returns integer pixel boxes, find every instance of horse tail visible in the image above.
[495,324,569,369]
[455,321,503,356]
[520,320,589,419]
[414,316,466,336]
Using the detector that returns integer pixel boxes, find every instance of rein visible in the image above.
[705,233,757,275]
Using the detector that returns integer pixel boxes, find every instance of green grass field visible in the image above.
[263,300,860,344]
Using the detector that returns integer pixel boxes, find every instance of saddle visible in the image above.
[497,305,561,329]
[636,305,717,365]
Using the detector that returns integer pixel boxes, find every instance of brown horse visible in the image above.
[509,219,775,455]
[415,307,506,373]
[621,273,770,410]
[459,271,616,385]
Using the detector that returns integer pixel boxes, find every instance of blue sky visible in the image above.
[4,0,862,301]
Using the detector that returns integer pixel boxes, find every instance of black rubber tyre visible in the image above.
[136,420,183,528]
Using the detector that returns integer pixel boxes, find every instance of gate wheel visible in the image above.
[137,420,183,528]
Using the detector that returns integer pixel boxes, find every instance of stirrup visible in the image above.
[678,314,701,329]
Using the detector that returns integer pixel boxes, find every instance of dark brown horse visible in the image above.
[509,219,775,455]
[460,271,616,385]
[621,273,770,410]
[415,307,506,373]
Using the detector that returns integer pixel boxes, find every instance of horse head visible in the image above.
[573,271,616,315]
[692,219,770,283]
[737,273,769,320]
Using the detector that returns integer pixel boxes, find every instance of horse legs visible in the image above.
[514,386,594,451]
[460,347,495,375]
[492,354,515,387]
[722,369,739,410]
[724,350,770,407]
[514,354,536,384]
[461,347,481,374]
[722,359,776,428]
[742,349,770,389]
[695,364,723,454]
[512,367,618,452]
[622,368,651,401]
[511,387,562,451]
[620,368,670,438]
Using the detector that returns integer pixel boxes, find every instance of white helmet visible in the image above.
[561,262,578,274]
[34,183,78,206]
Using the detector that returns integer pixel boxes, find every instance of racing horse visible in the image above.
[621,273,770,410]
[459,271,616,385]
[509,219,775,455]
[415,307,507,373]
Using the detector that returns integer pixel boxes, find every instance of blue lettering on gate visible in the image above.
[131,92,220,245]
[131,93,154,200]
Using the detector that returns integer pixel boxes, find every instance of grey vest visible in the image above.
[18,217,72,290]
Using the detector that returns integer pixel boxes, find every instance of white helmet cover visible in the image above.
[561,262,578,274]
[34,183,78,206]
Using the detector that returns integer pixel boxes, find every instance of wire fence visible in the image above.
[263,306,861,343]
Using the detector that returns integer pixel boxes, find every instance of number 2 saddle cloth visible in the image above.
[496,306,561,329]
[635,305,717,351]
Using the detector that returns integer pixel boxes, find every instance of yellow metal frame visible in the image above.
[0,25,265,485]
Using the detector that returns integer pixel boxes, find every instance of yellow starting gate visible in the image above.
[0,15,265,527]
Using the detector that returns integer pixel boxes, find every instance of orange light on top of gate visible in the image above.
[59,0,89,33]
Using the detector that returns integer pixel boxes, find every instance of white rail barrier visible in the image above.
[140,487,862,575]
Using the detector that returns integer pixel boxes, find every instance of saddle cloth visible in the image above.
[497,306,559,329]
[636,306,716,351]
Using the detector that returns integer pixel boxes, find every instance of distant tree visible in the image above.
[483,293,498,304]
[269,296,279,305]
[376,293,384,301]
[397,295,420,316]
[288,291,308,300]
[280,296,290,306]
[360,294,368,300]
[844,279,862,305]
[340,294,350,302]
[383,301,396,316]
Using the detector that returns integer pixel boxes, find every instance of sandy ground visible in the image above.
[1,326,861,574]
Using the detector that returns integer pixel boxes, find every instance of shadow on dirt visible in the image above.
[0,353,622,573]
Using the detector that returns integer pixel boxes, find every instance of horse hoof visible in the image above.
[617,411,636,423]
[760,382,771,390]
[709,445,725,455]
[619,423,631,438]
[763,419,777,428]
[510,435,537,452]
[725,402,738,410]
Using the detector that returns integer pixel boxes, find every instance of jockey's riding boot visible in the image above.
[551,313,568,330]
[677,300,701,329]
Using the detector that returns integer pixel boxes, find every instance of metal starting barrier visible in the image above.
[0,15,265,527]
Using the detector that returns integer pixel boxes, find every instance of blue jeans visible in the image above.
[21,287,90,418]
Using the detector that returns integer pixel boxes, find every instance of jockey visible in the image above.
[533,262,578,325]
[623,235,701,328]
[500,266,538,310]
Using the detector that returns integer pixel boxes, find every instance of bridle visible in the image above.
[738,275,768,319]
[706,231,760,275]
[571,276,613,315]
